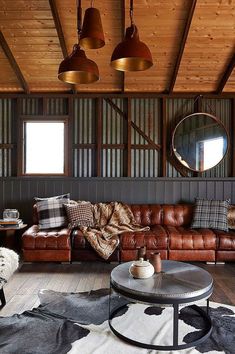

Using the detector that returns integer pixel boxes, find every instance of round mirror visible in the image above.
[172,113,228,172]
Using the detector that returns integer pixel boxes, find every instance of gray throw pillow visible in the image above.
[191,198,229,232]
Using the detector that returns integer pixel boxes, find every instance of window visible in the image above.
[20,119,68,175]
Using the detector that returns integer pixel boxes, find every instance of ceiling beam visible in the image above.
[49,0,76,93]
[168,0,197,93]
[0,31,29,94]
[216,52,235,94]
[49,0,68,58]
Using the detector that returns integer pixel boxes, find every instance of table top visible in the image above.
[111,260,213,304]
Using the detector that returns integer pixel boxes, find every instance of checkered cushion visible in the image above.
[191,198,229,232]
[64,202,94,228]
[36,195,70,229]
[35,193,70,202]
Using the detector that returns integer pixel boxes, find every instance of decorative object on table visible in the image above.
[0,247,19,308]
[137,246,146,260]
[0,288,233,354]
[129,258,154,279]
[0,218,23,228]
[191,198,230,232]
[3,209,20,220]
[150,252,162,273]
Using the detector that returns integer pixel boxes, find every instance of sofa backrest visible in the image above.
[162,204,194,227]
[130,205,162,226]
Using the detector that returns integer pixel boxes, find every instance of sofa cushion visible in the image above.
[162,205,194,227]
[213,230,235,250]
[120,226,168,250]
[130,205,162,226]
[191,198,229,232]
[22,225,71,250]
[165,226,216,250]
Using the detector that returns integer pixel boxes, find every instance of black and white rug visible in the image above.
[0,288,234,354]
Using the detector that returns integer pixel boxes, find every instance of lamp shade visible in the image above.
[58,44,99,84]
[80,7,105,49]
[111,25,153,72]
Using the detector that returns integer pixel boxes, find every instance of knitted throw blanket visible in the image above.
[80,202,149,260]
[0,248,19,289]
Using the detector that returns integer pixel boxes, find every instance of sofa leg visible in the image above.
[0,288,6,308]
[215,262,225,265]
[206,262,216,265]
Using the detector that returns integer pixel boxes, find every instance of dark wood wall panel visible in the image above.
[0,177,235,224]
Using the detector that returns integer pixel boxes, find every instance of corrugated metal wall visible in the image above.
[131,98,160,177]
[201,98,231,178]
[102,98,125,177]
[0,96,233,178]
[0,99,15,176]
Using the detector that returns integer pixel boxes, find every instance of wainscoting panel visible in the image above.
[0,177,235,224]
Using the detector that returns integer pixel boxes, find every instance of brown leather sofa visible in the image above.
[22,204,235,262]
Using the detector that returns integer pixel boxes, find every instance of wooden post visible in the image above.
[127,98,131,176]
[96,98,102,177]
[231,98,235,177]
[161,98,167,177]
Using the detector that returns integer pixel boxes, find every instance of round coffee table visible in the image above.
[109,260,213,351]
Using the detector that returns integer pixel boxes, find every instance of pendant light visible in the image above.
[58,0,99,85]
[80,0,105,49]
[111,0,153,72]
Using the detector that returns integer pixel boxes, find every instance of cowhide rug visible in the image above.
[0,288,234,354]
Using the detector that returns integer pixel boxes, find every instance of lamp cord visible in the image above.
[77,0,82,38]
[130,0,134,25]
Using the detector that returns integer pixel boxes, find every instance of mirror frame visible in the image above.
[171,112,229,172]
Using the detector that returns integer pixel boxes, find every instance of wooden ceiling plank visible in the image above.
[48,0,75,93]
[0,31,29,93]
[216,52,235,94]
[168,0,197,93]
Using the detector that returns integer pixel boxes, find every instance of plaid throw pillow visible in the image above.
[35,193,70,202]
[64,202,94,228]
[36,195,70,229]
[191,198,229,232]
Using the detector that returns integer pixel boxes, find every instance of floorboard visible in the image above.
[0,262,234,317]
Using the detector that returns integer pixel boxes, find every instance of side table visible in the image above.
[0,224,27,252]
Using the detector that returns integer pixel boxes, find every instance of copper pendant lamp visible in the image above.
[80,1,105,49]
[111,0,153,72]
[58,0,99,84]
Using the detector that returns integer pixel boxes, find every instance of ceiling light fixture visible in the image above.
[58,0,99,85]
[110,0,153,72]
[80,0,105,49]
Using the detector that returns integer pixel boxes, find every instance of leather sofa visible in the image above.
[21,204,235,262]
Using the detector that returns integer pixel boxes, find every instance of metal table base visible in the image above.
[109,290,212,351]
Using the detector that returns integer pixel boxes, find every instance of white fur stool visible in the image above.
[0,248,19,308]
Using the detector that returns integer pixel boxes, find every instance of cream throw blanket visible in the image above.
[80,202,149,260]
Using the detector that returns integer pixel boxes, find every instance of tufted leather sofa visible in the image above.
[22,204,235,262]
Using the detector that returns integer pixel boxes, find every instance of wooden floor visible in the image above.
[1,262,235,317]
